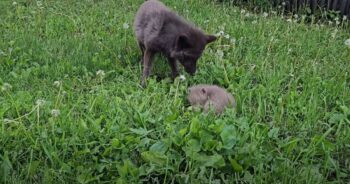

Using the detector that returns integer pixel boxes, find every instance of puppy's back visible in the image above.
[188,85,236,114]
[207,85,236,113]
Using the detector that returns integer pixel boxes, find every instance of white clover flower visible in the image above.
[288,48,292,53]
[278,5,282,9]
[36,1,42,7]
[263,12,268,17]
[245,13,250,17]
[240,9,246,14]
[224,34,230,39]
[216,49,224,59]
[204,19,209,24]
[53,81,61,88]
[294,14,298,19]
[334,17,339,21]
[345,39,350,46]
[216,30,224,37]
[230,38,236,44]
[1,83,12,91]
[282,2,286,6]
[250,64,256,70]
[51,109,60,117]
[335,20,340,25]
[286,18,292,22]
[12,1,17,6]
[123,23,129,29]
[331,30,337,38]
[3,83,12,89]
[343,16,347,21]
[96,70,105,78]
[179,75,186,81]
[3,118,11,123]
[36,99,46,106]
[62,91,67,96]
[252,20,257,24]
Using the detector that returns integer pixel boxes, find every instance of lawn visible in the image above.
[1,0,350,183]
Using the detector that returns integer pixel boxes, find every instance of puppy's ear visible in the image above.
[176,35,191,50]
[206,35,217,44]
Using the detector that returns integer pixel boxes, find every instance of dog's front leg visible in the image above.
[168,58,179,79]
[141,49,155,87]
[138,41,145,64]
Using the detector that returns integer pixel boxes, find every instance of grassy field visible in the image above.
[1,0,350,183]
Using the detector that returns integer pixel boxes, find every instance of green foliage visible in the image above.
[1,0,350,183]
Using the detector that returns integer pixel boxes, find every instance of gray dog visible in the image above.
[134,0,217,87]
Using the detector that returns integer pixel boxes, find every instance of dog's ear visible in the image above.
[201,88,206,94]
[206,35,217,44]
[176,35,191,50]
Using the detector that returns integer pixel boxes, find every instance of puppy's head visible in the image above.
[187,85,209,107]
[171,33,217,75]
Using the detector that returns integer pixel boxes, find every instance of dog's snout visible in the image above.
[185,67,196,75]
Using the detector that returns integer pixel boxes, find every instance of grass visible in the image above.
[1,0,350,183]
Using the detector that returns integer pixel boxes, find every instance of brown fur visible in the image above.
[133,0,217,87]
[187,85,236,114]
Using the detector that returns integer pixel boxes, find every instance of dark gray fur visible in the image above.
[133,0,217,87]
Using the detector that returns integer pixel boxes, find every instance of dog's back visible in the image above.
[134,1,178,46]
[133,0,202,52]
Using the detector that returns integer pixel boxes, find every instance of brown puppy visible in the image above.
[187,85,236,114]
[133,0,217,87]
